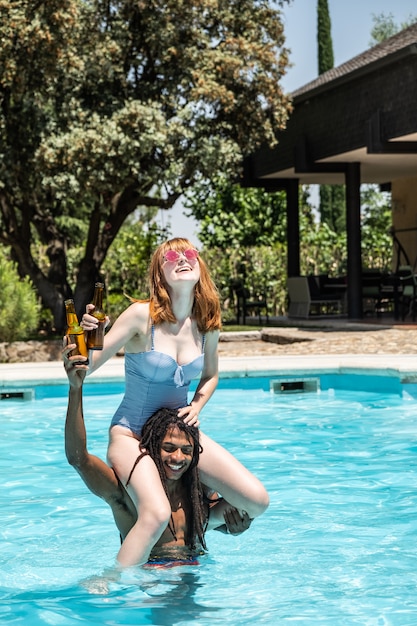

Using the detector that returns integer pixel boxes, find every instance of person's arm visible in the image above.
[178,330,219,426]
[215,509,252,535]
[205,494,252,535]
[81,301,149,374]
[63,343,120,501]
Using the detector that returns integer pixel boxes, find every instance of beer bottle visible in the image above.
[64,299,89,364]
[86,282,106,350]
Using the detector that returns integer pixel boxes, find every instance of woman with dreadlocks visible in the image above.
[66,237,269,568]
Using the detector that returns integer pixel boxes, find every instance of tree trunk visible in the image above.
[10,238,70,332]
[2,186,163,332]
[73,186,153,317]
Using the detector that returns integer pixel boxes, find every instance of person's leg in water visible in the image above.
[108,428,171,568]
[198,431,269,519]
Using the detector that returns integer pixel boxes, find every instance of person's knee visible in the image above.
[249,485,270,518]
[258,487,270,514]
[127,503,171,548]
[145,500,172,531]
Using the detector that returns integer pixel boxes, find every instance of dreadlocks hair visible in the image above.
[126,407,207,552]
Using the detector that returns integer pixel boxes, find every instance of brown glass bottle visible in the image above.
[64,299,89,364]
[86,282,106,350]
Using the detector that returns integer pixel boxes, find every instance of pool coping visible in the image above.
[1,353,417,388]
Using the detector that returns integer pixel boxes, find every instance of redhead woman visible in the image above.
[70,237,269,568]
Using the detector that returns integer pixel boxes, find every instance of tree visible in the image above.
[317,0,345,234]
[360,185,392,271]
[182,179,392,320]
[369,12,417,46]
[186,177,287,249]
[317,0,333,74]
[0,0,291,330]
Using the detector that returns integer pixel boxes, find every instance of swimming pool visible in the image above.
[1,375,417,625]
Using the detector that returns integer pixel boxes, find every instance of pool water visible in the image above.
[1,377,417,625]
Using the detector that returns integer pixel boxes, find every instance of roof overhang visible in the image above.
[244,26,417,189]
[260,132,417,185]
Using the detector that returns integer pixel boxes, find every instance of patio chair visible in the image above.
[398,265,417,321]
[362,269,385,316]
[231,280,269,325]
[287,276,343,318]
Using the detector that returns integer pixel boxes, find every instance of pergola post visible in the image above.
[286,178,300,277]
[345,162,362,319]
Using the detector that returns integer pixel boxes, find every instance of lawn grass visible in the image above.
[221,325,263,332]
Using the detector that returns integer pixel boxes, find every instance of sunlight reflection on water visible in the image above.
[1,377,417,624]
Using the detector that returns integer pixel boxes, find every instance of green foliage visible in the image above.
[0,250,40,342]
[316,0,345,234]
[102,220,165,300]
[302,185,392,276]
[202,242,288,321]
[300,219,347,277]
[369,13,398,44]
[360,185,392,270]
[186,178,287,248]
[369,12,417,46]
[193,183,393,319]
[0,0,292,330]
[187,178,290,317]
[317,0,334,74]
[106,292,132,327]
[319,184,346,234]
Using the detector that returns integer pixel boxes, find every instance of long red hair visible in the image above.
[147,238,222,333]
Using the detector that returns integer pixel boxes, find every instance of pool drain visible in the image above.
[0,388,34,401]
[270,378,320,394]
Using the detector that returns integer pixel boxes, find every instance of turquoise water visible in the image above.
[2,376,417,625]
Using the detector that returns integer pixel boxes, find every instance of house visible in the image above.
[243,24,417,319]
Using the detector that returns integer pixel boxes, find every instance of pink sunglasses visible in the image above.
[163,249,199,263]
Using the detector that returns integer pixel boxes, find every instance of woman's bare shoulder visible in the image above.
[110,301,150,339]
[125,300,150,316]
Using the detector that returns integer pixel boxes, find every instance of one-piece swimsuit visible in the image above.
[110,324,205,436]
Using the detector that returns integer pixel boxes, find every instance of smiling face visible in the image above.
[161,248,201,289]
[160,426,195,481]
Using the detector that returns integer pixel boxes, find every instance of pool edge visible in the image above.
[1,354,417,388]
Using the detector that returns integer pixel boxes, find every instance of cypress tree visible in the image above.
[317,0,345,233]
[318,0,334,73]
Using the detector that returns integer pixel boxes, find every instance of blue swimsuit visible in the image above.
[111,325,205,436]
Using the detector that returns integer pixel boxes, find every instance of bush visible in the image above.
[202,243,288,319]
[106,292,131,326]
[0,252,40,342]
